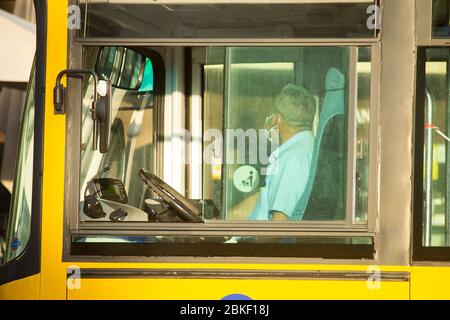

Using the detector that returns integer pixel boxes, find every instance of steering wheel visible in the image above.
[138,169,203,223]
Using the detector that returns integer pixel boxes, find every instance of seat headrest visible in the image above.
[294,67,346,220]
[325,68,345,91]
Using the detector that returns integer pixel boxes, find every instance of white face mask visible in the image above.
[266,126,279,143]
[264,114,279,143]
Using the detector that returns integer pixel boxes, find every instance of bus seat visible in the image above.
[297,68,347,221]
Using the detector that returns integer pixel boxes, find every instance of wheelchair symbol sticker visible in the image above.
[233,166,259,193]
[10,237,21,252]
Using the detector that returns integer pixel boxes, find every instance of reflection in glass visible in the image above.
[432,0,450,38]
[78,2,377,39]
[73,235,373,245]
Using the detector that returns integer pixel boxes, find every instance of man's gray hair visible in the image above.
[274,84,316,128]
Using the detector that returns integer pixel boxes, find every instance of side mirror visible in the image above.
[95,47,146,91]
[53,70,112,154]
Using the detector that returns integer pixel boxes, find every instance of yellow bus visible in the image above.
[2,0,450,300]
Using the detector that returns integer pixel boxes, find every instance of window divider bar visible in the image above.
[222,48,232,220]
[75,38,379,46]
[188,63,204,200]
[346,47,359,227]
[71,228,372,239]
[368,42,380,234]
[445,51,450,247]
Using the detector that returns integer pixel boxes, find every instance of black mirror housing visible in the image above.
[96,80,112,154]
[95,47,146,91]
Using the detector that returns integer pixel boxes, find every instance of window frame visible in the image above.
[63,2,381,262]
[63,43,380,262]
[413,46,450,262]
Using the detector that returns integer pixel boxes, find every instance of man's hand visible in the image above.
[271,212,289,221]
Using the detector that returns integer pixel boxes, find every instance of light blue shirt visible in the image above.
[249,131,314,221]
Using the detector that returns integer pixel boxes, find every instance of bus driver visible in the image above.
[229,84,316,221]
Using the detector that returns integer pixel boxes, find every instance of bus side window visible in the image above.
[421,48,450,247]
[2,68,35,264]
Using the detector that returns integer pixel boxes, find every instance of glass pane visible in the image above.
[3,68,35,264]
[203,46,371,222]
[80,47,155,222]
[78,2,377,39]
[423,48,450,246]
[73,235,373,245]
[71,234,373,258]
[433,0,450,38]
[78,46,371,229]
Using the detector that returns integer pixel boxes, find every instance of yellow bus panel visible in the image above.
[411,267,450,300]
[67,278,409,300]
[0,275,40,300]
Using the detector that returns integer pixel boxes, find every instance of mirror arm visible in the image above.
[54,69,100,115]
[54,69,102,150]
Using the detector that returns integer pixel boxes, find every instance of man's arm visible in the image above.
[228,191,260,221]
[271,212,289,221]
